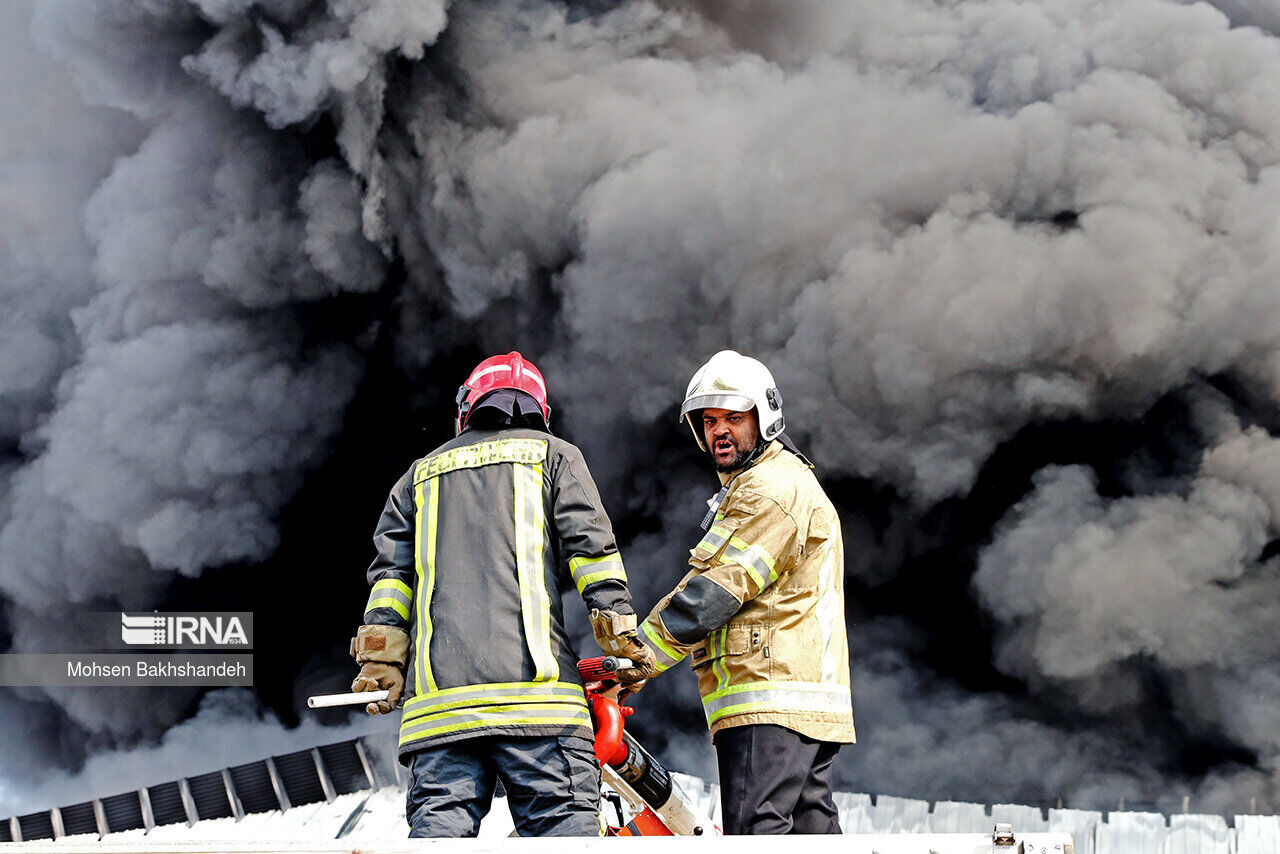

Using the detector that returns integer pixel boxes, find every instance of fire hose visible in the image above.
[577,655,717,836]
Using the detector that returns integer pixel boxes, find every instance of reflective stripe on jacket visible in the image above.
[360,427,633,759]
[640,440,855,743]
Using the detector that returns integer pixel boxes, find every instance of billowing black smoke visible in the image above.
[5,0,1280,818]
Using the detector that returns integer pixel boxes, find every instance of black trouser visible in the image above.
[714,724,842,835]
[405,735,601,837]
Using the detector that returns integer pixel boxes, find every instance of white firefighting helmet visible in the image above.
[679,350,785,451]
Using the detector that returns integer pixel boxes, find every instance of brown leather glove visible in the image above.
[589,609,658,685]
[350,625,410,715]
[352,662,405,715]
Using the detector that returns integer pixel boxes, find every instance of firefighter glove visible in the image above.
[350,624,410,666]
[352,662,404,715]
[350,624,411,715]
[589,609,658,684]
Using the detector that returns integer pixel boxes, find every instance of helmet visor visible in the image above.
[679,393,755,421]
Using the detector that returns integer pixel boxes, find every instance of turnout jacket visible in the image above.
[361,427,633,760]
[640,440,855,743]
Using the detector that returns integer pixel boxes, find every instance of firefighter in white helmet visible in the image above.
[638,349,855,834]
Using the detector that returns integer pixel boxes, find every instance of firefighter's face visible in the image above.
[702,408,760,472]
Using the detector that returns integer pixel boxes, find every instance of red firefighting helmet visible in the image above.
[455,351,551,433]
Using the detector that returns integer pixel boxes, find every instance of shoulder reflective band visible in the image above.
[399,702,592,747]
[721,536,778,591]
[700,681,853,727]
[416,438,547,483]
[568,553,627,594]
[514,461,558,682]
[364,578,412,621]
[640,619,684,673]
[402,680,587,718]
[413,476,441,694]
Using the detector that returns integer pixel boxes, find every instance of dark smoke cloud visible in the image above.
[1,0,387,798]
[7,0,1280,819]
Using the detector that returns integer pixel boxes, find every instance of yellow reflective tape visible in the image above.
[424,477,440,692]
[568,553,623,572]
[403,701,589,728]
[402,693,587,720]
[705,701,776,725]
[702,680,850,703]
[403,680,585,707]
[514,462,557,681]
[399,703,590,744]
[372,578,412,598]
[699,681,853,725]
[533,464,553,681]
[701,691,849,727]
[734,558,766,590]
[712,627,729,690]
[399,715,590,745]
[574,565,627,594]
[640,619,684,671]
[728,535,776,571]
[413,477,440,694]
[365,597,409,621]
[570,554,626,594]
[401,681,586,706]
[412,480,426,696]
[697,525,732,553]
[416,438,547,482]
[722,535,778,590]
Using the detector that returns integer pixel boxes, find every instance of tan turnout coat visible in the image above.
[640,440,856,743]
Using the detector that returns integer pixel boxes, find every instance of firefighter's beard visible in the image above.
[710,433,762,473]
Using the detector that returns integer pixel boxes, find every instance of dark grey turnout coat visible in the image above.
[360,427,633,760]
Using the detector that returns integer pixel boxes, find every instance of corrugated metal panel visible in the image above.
[834,791,874,834]
[186,771,233,820]
[357,736,401,789]
[1164,814,1231,854]
[991,803,1046,832]
[1235,814,1280,854]
[17,810,54,841]
[148,782,187,827]
[867,796,931,833]
[229,761,280,814]
[59,801,98,837]
[10,734,1269,851]
[1096,811,1166,854]
[318,743,371,796]
[930,801,988,834]
[1049,807,1102,854]
[274,749,326,807]
[101,791,145,833]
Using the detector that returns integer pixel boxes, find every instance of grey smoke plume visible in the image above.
[973,395,1280,809]
[1,0,386,757]
[8,0,1280,818]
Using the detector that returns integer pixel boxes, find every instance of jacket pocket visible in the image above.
[725,623,762,655]
[693,623,766,671]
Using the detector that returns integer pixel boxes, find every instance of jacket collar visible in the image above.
[717,439,784,486]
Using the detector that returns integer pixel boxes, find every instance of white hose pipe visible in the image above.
[307,690,390,709]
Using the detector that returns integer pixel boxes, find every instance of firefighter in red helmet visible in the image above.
[349,352,656,837]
